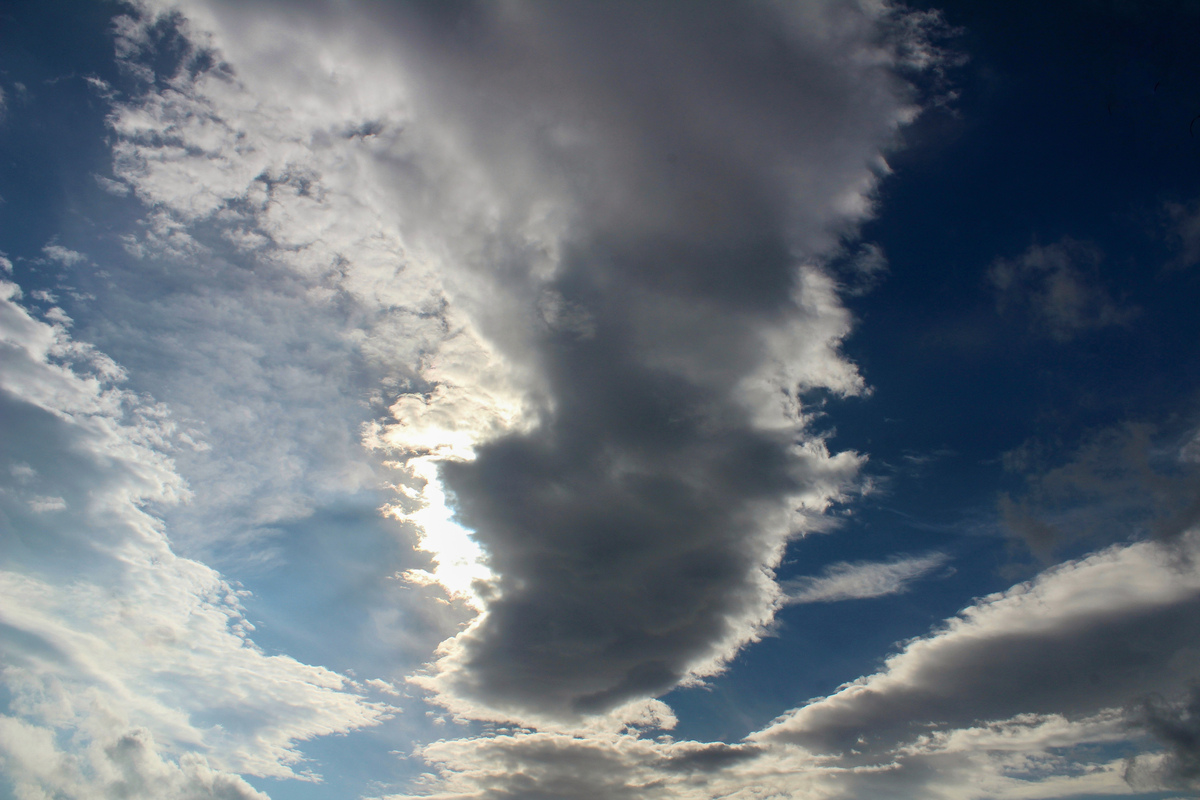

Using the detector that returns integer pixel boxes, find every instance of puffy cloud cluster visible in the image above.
[105,0,958,727]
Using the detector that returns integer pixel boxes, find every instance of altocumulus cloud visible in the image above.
[0,281,391,797]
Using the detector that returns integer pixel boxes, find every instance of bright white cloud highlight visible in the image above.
[0,281,391,796]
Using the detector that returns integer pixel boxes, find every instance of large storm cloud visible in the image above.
[356,0,952,720]
[109,0,955,724]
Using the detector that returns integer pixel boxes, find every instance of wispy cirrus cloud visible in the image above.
[783,552,950,604]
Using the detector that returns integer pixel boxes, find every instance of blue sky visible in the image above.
[2,1,1200,798]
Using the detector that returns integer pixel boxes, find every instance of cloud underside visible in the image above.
[397,534,1200,798]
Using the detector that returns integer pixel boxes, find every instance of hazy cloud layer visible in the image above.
[1165,198,1200,268]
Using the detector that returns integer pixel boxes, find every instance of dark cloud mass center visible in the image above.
[392,0,946,718]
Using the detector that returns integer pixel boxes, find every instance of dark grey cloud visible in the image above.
[413,734,660,800]
[988,238,1137,341]
[343,0,959,720]
[756,537,1200,758]
[112,0,952,739]
[659,742,763,773]
[1000,422,1200,558]
[406,731,770,800]
[1126,684,1200,792]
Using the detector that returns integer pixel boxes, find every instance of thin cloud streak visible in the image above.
[783,552,950,604]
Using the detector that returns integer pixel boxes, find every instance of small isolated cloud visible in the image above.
[1165,198,1200,268]
[988,238,1137,341]
[93,173,132,196]
[783,552,948,604]
[41,243,87,266]
[0,254,12,273]
[28,495,66,512]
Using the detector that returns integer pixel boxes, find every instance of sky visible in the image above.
[1,0,1200,798]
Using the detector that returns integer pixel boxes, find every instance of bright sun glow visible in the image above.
[390,456,493,608]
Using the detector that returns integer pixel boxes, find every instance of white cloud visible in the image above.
[0,281,391,793]
[0,717,270,800]
[783,552,949,604]
[94,172,133,196]
[42,243,88,266]
[27,494,66,512]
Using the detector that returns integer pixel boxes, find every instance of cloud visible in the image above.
[988,238,1137,341]
[783,552,949,604]
[106,0,959,727]
[1165,198,1200,268]
[42,242,89,266]
[388,709,1144,800]
[95,172,134,196]
[755,533,1200,758]
[382,730,770,800]
[1125,685,1200,792]
[0,718,270,800]
[1000,421,1200,557]
[0,280,391,793]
